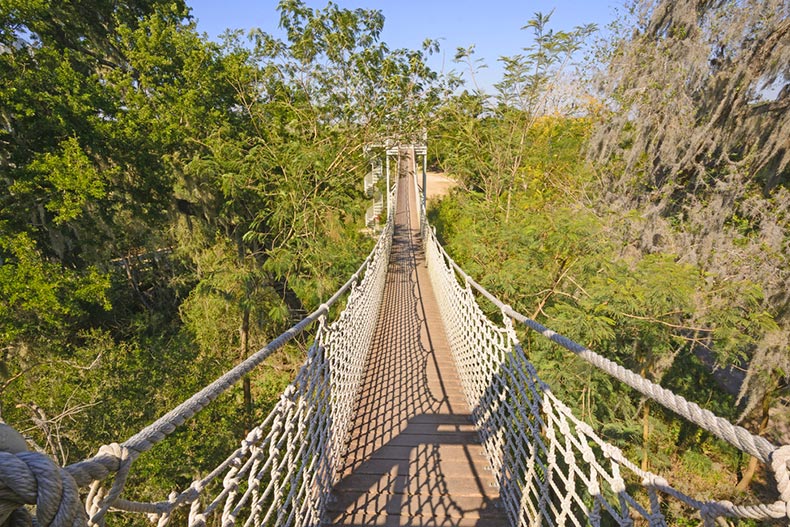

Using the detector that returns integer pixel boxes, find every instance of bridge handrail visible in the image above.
[436,241,778,461]
[412,168,789,505]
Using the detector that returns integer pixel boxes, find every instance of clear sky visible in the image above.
[185,1,621,92]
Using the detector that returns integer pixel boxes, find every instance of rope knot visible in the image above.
[0,424,87,527]
[642,475,668,488]
[84,443,137,527]
[771,444,790,504]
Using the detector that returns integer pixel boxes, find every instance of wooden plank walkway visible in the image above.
[326,170,507,526]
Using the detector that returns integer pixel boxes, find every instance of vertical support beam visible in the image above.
[396,148,400,186]
[385,153,390,215]
[422,153,427,211]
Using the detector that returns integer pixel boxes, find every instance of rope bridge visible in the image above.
[1,152,789,527]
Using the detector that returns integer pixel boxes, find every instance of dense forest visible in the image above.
[1,0,787,523]
[429,0,788,512]
[0,0,438,506]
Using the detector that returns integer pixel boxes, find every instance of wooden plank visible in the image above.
[331,512,509,527]
[327,493,504,518]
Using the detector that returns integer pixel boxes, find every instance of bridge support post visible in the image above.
[385,152,390,215]
[422,151,427,212]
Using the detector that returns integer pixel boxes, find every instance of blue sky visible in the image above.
[186,1,622,91]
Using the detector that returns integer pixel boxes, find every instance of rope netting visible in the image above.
[412,168,790,526]
[0,183,398,527]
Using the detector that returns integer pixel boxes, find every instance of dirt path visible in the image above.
[423,171,456,201]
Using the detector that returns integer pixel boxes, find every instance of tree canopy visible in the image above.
[1,0,787,516]
[0,0,439,494]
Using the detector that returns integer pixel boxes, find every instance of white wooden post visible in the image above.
[385,153,390,215]
[422,152,427,210]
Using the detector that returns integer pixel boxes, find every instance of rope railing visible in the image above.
[412,167,790,526]
[0,181,399,527]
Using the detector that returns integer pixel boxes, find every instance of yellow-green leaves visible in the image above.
[0,231,110,346]
[27,137,107,224]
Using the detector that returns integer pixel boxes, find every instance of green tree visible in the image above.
[0,0,191,431]
[432,12,594,221]
[588,0,788,486]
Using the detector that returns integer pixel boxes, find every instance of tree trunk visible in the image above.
[642,399,650,472]
[237,231,253,434]
[735,391,772,491]
[240,304,252,434]
[641,361,650,472]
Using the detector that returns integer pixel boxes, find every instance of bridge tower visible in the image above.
[363,140,400,230]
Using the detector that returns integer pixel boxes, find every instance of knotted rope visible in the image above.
[773,444,790,519]
[0,425,86,527]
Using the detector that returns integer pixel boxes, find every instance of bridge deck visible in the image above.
[327,171,506,526]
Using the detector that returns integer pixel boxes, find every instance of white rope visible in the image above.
[412,169,790,525]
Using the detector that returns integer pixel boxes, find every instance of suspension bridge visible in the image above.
[1,148,789,527]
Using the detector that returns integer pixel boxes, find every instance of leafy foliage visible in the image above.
[431,13,594,221]
[430,7,783,504]
[0,0,439,510]
[587,0,789,463]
